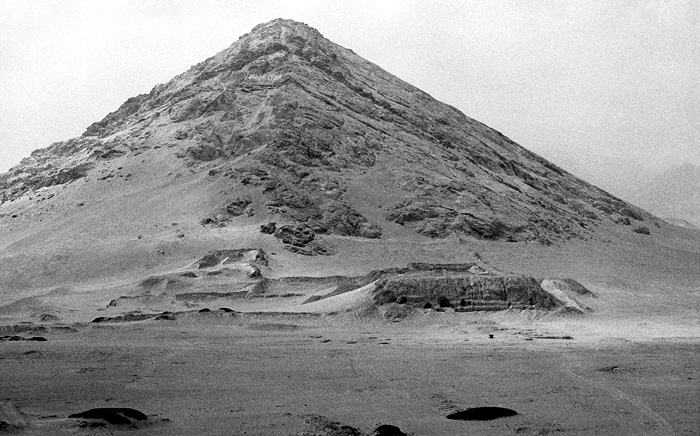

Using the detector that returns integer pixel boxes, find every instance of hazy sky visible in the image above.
[1,0,698,183]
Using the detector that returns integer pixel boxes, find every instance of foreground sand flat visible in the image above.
[1,312,697,436]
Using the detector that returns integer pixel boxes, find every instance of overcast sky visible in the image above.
[1,0,698,187]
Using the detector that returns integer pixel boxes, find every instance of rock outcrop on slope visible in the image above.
[0,19,656,246]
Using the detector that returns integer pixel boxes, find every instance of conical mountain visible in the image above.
[0,19,658,288]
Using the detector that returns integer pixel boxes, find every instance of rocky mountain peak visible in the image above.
[243,18,324,46]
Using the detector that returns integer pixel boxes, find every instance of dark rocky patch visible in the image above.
[225,197,252,216]
[284,241,334,256]
[260,222,277,234]
[446,406,518,421]
[272,224,335,255]
[195,248,268,268]
[274,224,316,246]
[200,197,254,227]
[632,225,650,235]
[91,313,159,323]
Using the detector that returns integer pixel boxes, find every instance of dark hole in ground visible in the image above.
[373,424,407,435]
[446,407,518,421]
[69,408,147,425]
[438,296,452,308]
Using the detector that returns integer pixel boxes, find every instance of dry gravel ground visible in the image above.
[1,312,697,436]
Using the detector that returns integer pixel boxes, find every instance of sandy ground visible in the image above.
[1,310,698,436]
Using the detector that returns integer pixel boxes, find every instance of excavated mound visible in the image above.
[370,263,558,311]
[102,253,592,317]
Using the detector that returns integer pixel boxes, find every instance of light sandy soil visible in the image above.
[1,312,698,435]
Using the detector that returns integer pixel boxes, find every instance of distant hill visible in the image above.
[533,148,658,201]
[628,163,700,228]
